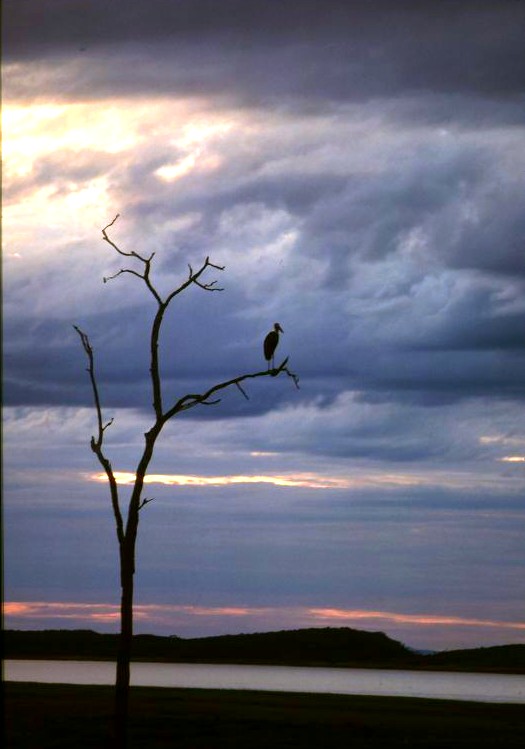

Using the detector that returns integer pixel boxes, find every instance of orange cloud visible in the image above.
[5,601,525,633]
[3,601,121,622]
[309,607,525,631]
[165,605,267,618]
[2,601,269,624]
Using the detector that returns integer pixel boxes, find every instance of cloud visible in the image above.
[5,385,525,485]
[5,398,525,650]
[5,1,525,109]
[7,600,525,633]
[187,391,525,471]
[89,471,354,490]
[3,0,525,651]
[309,607,525,632]
[3,96,525,412]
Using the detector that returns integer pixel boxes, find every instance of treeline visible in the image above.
[4,627,525,673]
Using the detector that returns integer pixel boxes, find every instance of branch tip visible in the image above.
[236,381,250,400]
[102,214,120,235]
[138,496,155,511]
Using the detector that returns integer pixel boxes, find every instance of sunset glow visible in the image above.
[2,103,138,177]
[90,471,355,489]
[309,608,525,632]
[5,601,525,636]
[88,469,524,492]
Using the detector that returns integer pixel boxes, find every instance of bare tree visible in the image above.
[74,216,299,748]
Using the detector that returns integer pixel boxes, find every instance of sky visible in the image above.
[3,0,525,652]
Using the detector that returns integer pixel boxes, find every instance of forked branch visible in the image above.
[101,215,224,306]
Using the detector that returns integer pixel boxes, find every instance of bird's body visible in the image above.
[264,323,283,370]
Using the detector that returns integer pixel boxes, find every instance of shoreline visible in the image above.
[5,653,524,675]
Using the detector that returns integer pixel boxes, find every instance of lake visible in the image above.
[4,660,525,703]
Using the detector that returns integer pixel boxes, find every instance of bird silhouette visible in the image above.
[264,323,283,370]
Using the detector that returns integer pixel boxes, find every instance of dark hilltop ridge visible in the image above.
[4,627,525,674]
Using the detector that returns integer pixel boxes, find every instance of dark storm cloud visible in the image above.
[4,0,525,107]
[2,291,303,415]
[4,138,525,416]
[295,139,525,279]
[3,0,525,412]
[4,132,525,413]
[5,279,525,416]
[411,298,525,353]
[100,115,525,289]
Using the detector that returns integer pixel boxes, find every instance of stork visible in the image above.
[263,323,283,370]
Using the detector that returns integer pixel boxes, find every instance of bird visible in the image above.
[264,323,283,370]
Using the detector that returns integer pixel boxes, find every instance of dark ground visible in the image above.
[4,682,525,748]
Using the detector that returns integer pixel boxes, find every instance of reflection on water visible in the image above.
[4,660,525,703]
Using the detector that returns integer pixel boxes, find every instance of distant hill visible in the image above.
[425,644,525,673]
[3,627,413,668]
[3,627,524,673]
[164,627,415,667]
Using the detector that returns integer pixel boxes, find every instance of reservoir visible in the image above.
[4,660,525,703]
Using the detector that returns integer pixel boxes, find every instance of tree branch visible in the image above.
[103,268,145,284]
[164,256,225,306]
[73,325,125,544]
[102,216,224,307]
[138,496,155,511]
[163,358,299,421]
[102,214,146,261]
[236,381,250,400]
[100,217,226,421]
[101,215,162,305]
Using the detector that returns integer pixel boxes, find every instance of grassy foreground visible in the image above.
[4,682,525,748]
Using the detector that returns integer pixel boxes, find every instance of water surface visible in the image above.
[5,660,525,703]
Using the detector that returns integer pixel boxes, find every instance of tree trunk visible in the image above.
[113,538,136,749]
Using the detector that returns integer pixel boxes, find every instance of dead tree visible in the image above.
[74,215,299,749]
